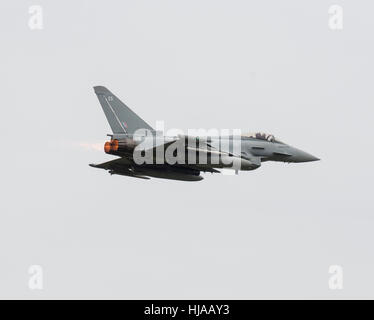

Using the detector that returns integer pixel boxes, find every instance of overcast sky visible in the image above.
[1,0,373,299]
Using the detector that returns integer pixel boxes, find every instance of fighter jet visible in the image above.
[90,86,319,181]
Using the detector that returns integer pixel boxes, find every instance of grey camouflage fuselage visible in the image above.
[90,86,319,181]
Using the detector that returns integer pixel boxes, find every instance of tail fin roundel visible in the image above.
[94,86,154,135]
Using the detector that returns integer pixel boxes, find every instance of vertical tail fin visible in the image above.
[94,86,154,135]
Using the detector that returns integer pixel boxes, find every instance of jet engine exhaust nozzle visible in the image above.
[104,139,119,153]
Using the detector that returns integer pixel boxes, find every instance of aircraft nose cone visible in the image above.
[302,152,320,162]
[289,148,320,162]
[294,150,320,162]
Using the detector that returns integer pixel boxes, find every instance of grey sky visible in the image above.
[0,0,373,298]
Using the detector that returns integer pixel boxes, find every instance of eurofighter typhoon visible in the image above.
[90,86,319,181]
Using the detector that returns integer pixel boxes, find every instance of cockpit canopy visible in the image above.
[242,132,284,144]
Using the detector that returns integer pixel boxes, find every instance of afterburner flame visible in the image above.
[104,139,119,153]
